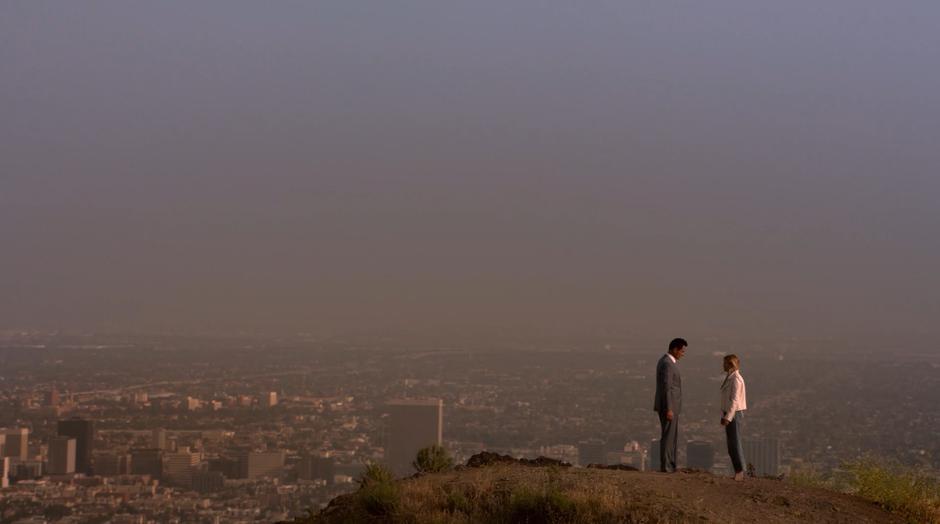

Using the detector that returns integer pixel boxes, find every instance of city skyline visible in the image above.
[0,331,938,521]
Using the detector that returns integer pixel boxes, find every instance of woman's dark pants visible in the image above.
[725,413,745,473]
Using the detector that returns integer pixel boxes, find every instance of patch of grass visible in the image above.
[306,460,922,523]
[508,486,579,523]
[788,459,940,523]
[787,466,835,490]
[420,470,623,524]
[845,459,940,524]
[445,489,472,515]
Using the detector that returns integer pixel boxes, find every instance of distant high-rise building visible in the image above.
[192,470,225,493]
[130,448,163,478]
[1,457,9,487]
[264,392,278,408]
[744,438,781,477]
[385,399,443,476]
[12,460,43,481]
[94,452,132,476]
[686,441,715,472]
[298,454,334,484]
[577,439,607,466]
[164,447,200,489]
[152,428,167,450]
[243,451,285,479]
[1,428,29,461]
[650,439,661,471]
[48,437,76,475]
[57,418,95,474]
[45,389,60,408]
[208,456,241,479]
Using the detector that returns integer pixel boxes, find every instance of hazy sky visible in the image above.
[2,1,938,339]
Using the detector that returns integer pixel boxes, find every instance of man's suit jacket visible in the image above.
[654,354,682,415]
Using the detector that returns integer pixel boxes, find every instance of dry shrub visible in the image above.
[845,459,940,524]
[413,445,454,474]
[355,462,401,518]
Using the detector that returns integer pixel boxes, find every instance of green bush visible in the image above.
[412,445,454,474]
[355,462,401,517]
[358,480,401,517]
[358,462,395,487]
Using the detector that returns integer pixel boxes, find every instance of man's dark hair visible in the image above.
[668,338,688,352]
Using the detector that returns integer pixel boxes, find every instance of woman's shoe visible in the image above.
[733,471,745,481]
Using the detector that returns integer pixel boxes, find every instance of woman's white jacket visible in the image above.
[720,370,747,422]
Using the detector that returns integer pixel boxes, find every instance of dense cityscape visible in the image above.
[1,331,938,523]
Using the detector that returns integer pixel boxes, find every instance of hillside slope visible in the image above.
[306,460,903,523]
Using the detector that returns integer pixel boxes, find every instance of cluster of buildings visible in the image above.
[1,395,453,522]
[0,411,349,522]
[1,356,789,523]
[2,420,94,487]
[2,333,937,522]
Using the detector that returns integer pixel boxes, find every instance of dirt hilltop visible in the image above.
[303,453,903,523]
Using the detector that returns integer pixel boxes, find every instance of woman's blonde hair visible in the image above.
[723,354,740,371]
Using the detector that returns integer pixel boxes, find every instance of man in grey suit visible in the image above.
[654,338,687,472]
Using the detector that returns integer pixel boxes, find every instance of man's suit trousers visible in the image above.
[658,412,679,472]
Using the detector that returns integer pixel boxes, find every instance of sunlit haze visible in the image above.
[2,2,938,340]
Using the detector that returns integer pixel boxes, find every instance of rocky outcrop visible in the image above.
[463,451,572,469]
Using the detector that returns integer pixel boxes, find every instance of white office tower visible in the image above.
[385,399,443,476]
[265,392,278,408]
[48,437,77,475]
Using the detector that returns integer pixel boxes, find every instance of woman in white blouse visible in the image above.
[720,354,747,481]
